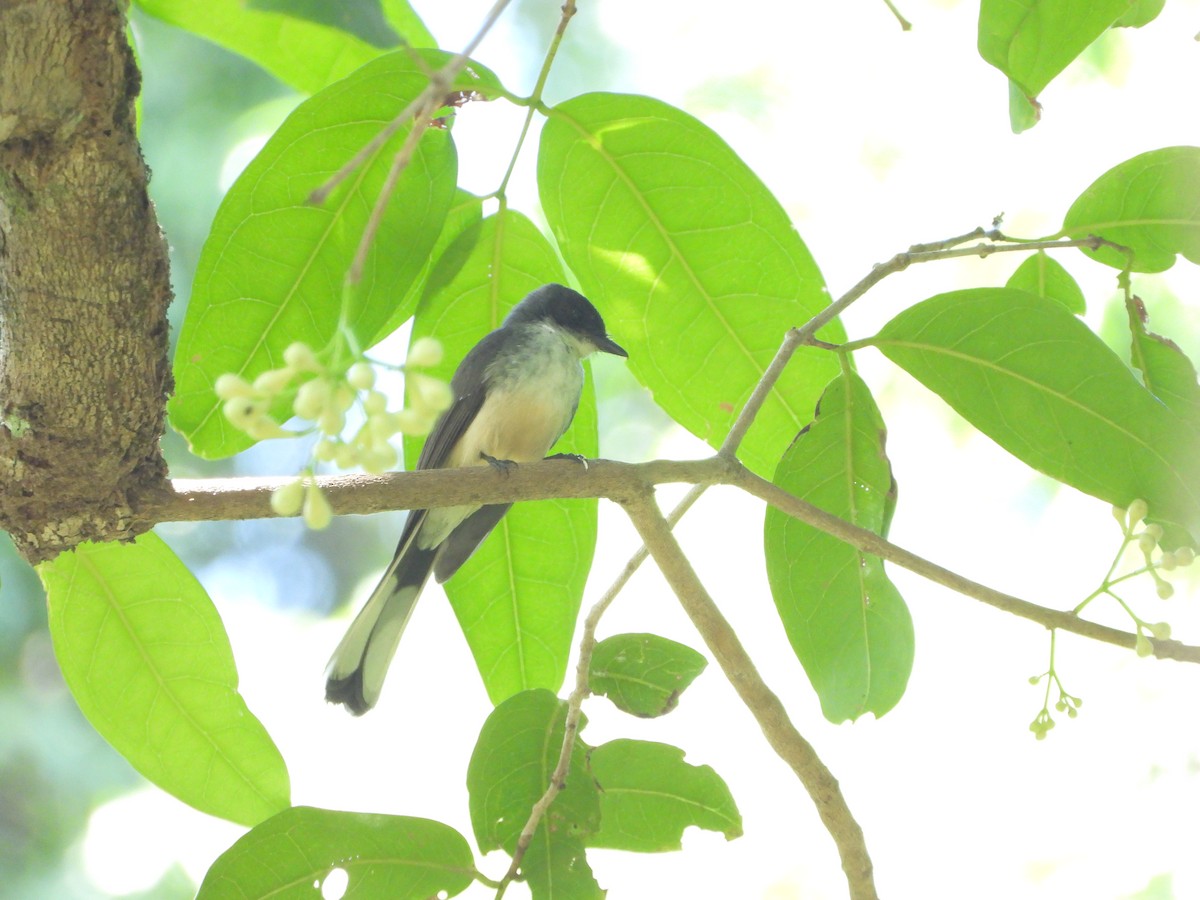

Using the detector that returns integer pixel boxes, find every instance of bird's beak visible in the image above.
[595,334,628,358]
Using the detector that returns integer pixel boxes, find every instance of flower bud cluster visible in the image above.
[215,336,452,529]
[1027,673,1082,741]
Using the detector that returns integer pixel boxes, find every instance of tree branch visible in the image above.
[622,493,878,900]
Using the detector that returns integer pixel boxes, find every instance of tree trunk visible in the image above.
[0,0,173,564]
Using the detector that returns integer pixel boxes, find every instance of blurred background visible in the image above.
[3,0,1200,897]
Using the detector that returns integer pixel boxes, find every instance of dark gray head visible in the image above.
[504,284,628,358]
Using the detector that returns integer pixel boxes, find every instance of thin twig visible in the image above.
[496,483,707,895]
[736,469,1200,664]
[307,0,514,205]
[882,0,913,30]
[622,493,878,900]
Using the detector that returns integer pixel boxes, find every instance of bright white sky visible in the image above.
[91,2,1200,898]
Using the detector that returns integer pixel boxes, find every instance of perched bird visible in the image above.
[325,284,628,715]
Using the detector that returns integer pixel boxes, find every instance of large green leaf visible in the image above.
[1061,146,1200,273]
[589,633,707,718]
[405,210,597,704]
[39,534,289,827]
[171,51,473,458]
[135,0,387,94]
[467,691,602,899]
[1126,296,1200,431]
[588,740,741,852]
[197,807,475,900]
[871,288,1200,540]
[978,0,1131,119]
[1005,251,1085,314]
[538,92,840,478]
[764,371,912,722]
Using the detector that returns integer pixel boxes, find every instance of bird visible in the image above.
[325,283,628,715]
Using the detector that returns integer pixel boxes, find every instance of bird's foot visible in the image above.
[547,452,589,471]
[480,451,518,474]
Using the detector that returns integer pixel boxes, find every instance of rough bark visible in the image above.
[0,0,173,564]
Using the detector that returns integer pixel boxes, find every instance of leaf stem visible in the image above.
[495,1,577,200]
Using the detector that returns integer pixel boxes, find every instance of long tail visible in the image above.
[325,518,438,715]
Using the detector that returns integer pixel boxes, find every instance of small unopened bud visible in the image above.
[1174,546,1196,567]
[363,390,388,416]
[223,397,259,427]
[253,367,293,396]
[347,362,376,391]
[407,336,444,368]
[294,377,331,420]
[1160,551,1178,571]
[1135,632,1154,657]
[284,342,320,372]
[314,438,339,462]
[1156,580,1175,600]
[302,481,333,530]
[1112,504,1127,525]
[1149,621,1172,640]
[411,374,453,413]
[245,419,292,440]
[270,479,305,516]
[1138,533,1157,555]
[215,373,254,400]
[1128,499,1149,527]
[332,383,356,413]
[393,407,435,435]
[317,408,345,436]
[1145,523,1165,541]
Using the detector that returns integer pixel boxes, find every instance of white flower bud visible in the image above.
[360,445,398,474]
[253,367,294,396]
[1138,533,1157,555]
[245,419,293,440]
[363,390,388,416]
[332,383,356,413]
[314,438,339,462]
[317,408,345,436]
[1159,551,1177,571]
[215,373,254,400]
[294,377,331,421]
[334,443,357,469]
[270,479,305,516]
[223,397,259,428]
[302,481,333,530]
[1127,499,1149,527]
[1174,546,1195,567]
[393,407,434,435]
[284,341,320,373]
[1149,621,1172,640]
[347,362,376,391]
[1156,580,1175,600]
[407,336,444,368]
[411,373,453,413]
[1135,633,1154,657]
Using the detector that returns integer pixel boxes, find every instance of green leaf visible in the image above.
[538,92,841,478]
[467,691,601,895]
[404,211,597,704]
[978,0,1131,98]
[871,288,1200,540]
[764,371,913,722]
[1005,251,1086,313]
[1114,0,1165,28]
[171,51,467,459]
[39,534,289,826]
[1061,146,1200,273]
[196,807,475,900]
[1007,79,1041,134]
[135,0,387,94]
[381,0,437,47]
[246,0,408,49]
[588,740,741,852]
[522,835,604,900]
[1126,296,1200,431]
[589,633,708,717]
[368,189,483,348]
